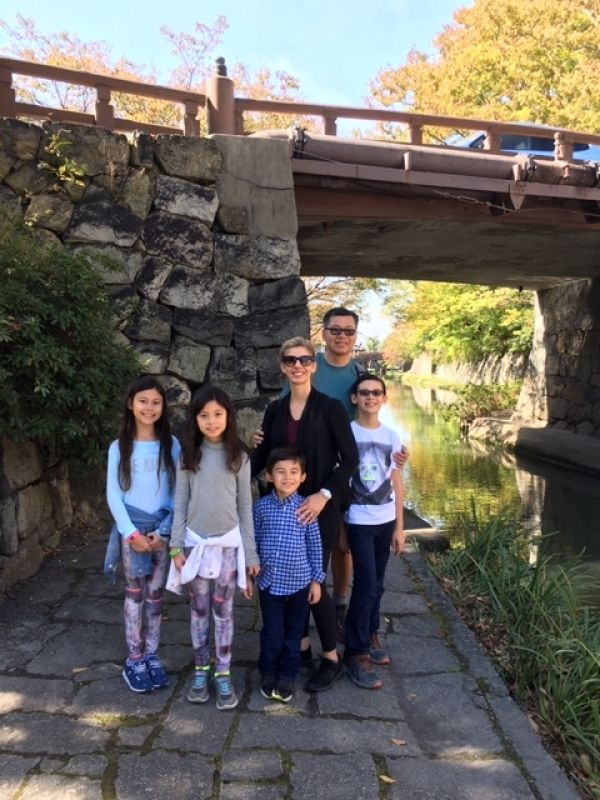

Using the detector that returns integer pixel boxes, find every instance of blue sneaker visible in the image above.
[215,672,238,710]
[122,658,153,693]
[146,653,169,689]
[187,665,210,704]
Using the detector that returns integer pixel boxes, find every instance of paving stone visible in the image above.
[0,712,110,754]
[387,633,461,674]
[117,724,155,747]
[220,750,283,781]
[233,628,261,663]
[63,755,108,776]
[390,612,443,638]
[316,668,405,719]
[382,569,418,593]
[69,573,122,598]
[0,677,76,713]
[234,716,420,756]
[73,662,123,683]
[26,623,124,674]
[5,569,78,605]
[0,621,65,671]
[154,618,190,646]
[67,678,174,717]
[400,673,503,757]
[380,591,430,615]
[153,692,236,755]
[52,594,122,623]
[290,753,379,800]
[387,756,536,799]
[115,750,214,799]
[40,756,67,772]
[18,773,103,799]
[220,784,286,800]
[0,754,39,797]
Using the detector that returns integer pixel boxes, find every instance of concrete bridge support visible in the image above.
[516,279,600,437]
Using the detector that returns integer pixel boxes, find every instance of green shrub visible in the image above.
[440,383,521,423]
[0,213,139,463]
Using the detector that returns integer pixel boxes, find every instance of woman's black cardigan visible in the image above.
[251,388,359,548]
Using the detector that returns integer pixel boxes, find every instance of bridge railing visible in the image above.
[3,56,600,162]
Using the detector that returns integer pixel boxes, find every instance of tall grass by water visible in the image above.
[428,514,600,798]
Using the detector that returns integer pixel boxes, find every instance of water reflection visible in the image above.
[382,383,600,575]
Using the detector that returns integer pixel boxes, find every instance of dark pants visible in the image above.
[302,546,337,653]
[259,585,310,682]
[345,520,395,655]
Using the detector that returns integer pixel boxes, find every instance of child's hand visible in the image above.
[172,553,186,571]
[308,581,321,604]
[393,445,409,468]
[247,564,260,578]
[392,529,406,555]
[129,534,151,554]
[243,576,254,600]
[252,428,264,448]
[147,533,166,552]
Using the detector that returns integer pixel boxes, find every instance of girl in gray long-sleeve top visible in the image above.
[168,386,260,711]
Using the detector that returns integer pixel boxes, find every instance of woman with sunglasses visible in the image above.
[251,337,359,692]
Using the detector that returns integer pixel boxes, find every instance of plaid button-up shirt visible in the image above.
[253,491,324,595]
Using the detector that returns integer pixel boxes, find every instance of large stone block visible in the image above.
[134,342,170,374]
[119,169,155,220]
[161,268,249,317]
[0,186,21,215]
[74,244,143,285]
[1,438,43,490]
[0,498,18,556]
[124,299,172,344]
[155,175,219,225]
[234,306,309,348]
[0,119,41,161]
[168,336,210,383]
[257,348,284,390]
[0,533,43,592]
[16,483,53,537]
[154,135,223,181]
[212,134,297,236]
[172,309,234,347]
[135,256,173,300]
[249,276,306,313]
[143,211,213,269]
[159,375,191,406]
[130,132,155,168]
[39,123,130,177]
[207,347,258,400]
[214,234,300,280]
[67,196,143,246]
[0,149,14,181]
[50,477,73,529]
[24,193,74,234]
[4,161,53,194]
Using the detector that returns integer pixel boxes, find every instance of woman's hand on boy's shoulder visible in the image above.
[392,445,409,468]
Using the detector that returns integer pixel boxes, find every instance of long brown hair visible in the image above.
[181,385,246,473]
[117,376,175,491]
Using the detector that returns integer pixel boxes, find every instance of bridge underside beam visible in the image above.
[294,178,600,290]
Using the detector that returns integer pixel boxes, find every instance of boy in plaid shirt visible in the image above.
[252,447,324,702]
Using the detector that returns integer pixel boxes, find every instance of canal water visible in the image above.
[381,383,600,576]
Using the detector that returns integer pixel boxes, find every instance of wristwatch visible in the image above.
[319,488,332,500]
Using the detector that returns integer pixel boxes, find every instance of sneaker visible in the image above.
[145,653,169,689]
[187,665,210,704]
[215,672,238,710]
[335,605,347,644]
[260,673,276,700]
[369,633,391,666]
[344,653,383,689]
[300,646,313,666]
[305,656,343,692]
[122,658,153,693]
[272,681,294,703]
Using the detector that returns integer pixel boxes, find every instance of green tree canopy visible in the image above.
[370,0,600,136]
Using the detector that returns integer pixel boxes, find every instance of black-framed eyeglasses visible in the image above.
[281,355,315,367]
[324,326,357,337]
[356,388,385,397]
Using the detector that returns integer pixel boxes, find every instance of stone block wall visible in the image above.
[515,279,600,436]
[0,437,73,593]
[0,119,308,591]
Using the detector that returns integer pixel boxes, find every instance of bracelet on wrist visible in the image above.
[169,547,182,558]
[128,531,141,541]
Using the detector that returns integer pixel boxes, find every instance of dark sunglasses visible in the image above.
[324,326,357,337]
[281,355,315,367]
[356,388,385,397]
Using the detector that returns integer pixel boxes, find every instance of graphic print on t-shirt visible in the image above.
[353,440,393,506]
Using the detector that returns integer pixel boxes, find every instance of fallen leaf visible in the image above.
[391,738,407,746]
[379,775,396,784]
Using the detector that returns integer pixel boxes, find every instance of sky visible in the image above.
[0,0,467,340]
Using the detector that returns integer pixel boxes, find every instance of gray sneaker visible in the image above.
[369,633,391,666]
[187,665,210,703]
[215,672,238,710]
[344,653,383,689]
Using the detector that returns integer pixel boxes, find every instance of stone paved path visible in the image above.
[0,534,582,800]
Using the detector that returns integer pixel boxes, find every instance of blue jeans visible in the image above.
[345,520,395,655]
[259,585,310,682]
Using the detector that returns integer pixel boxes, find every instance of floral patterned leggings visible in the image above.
[121,539,169,661]
[185,546,238,673]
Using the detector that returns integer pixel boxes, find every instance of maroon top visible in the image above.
[286,413,299,446]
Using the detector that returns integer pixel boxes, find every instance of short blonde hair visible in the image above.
[279,337,315,360]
